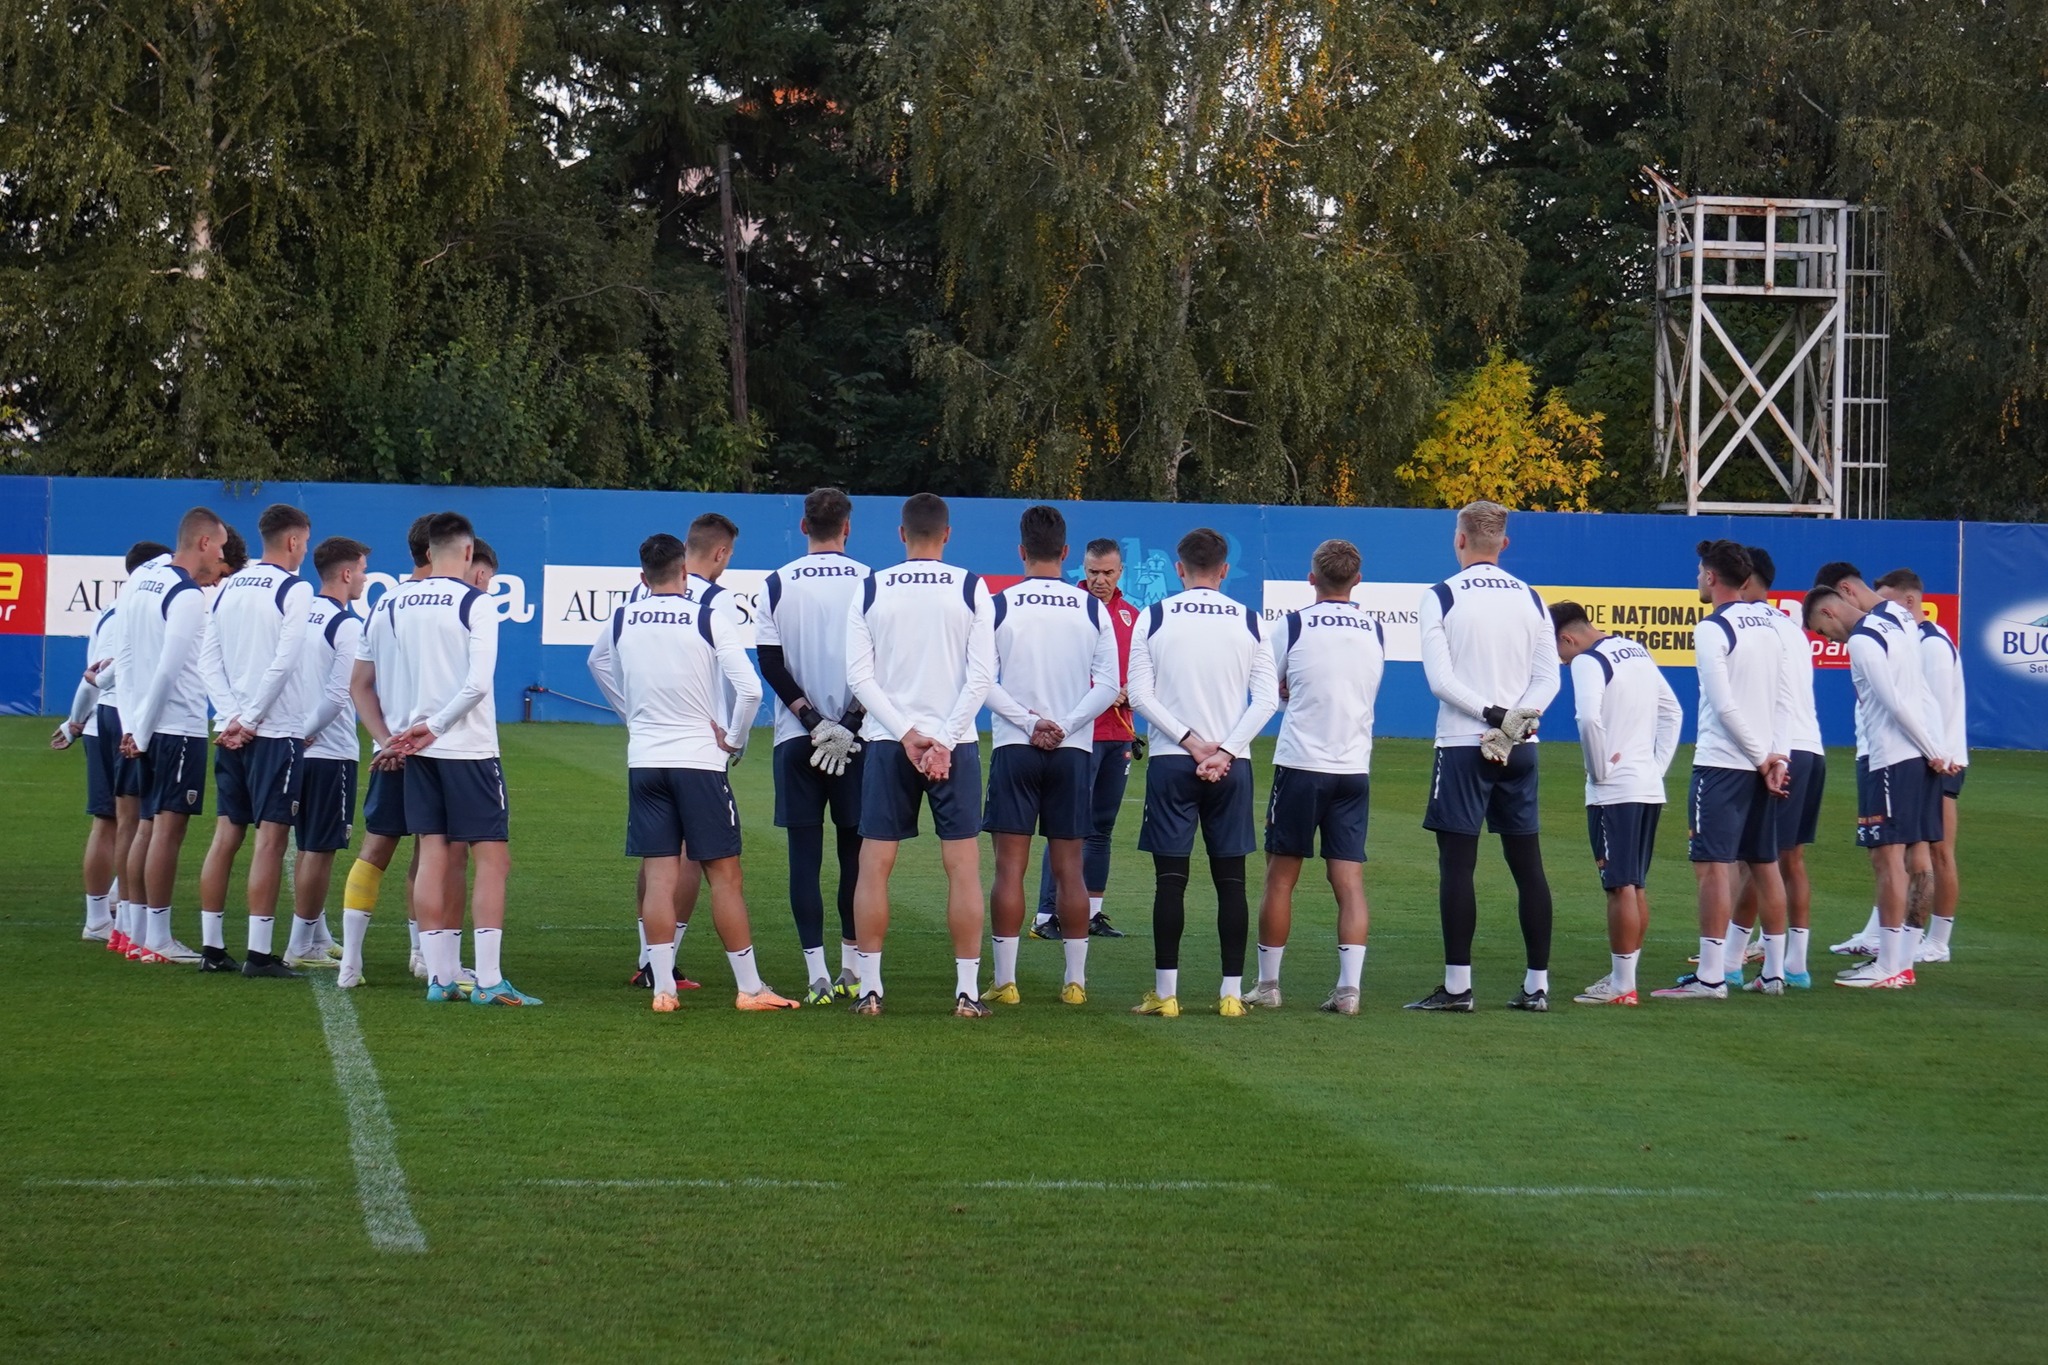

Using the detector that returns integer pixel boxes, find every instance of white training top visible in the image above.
[68,606,120,735]
[1127,587,1279,761]
[1693,599,1793,771]
[757,551,869,745]
[1762,603,1824,755]
[300,596,363,761]
[1917,619,1969,771]
[1569,636,1682,806]
[596,578,762,770]
[845,559,995,749]
[366,576,499,760]
[117,555,211,745]
[1270,600,1385,774]
[985,576,1119,751]
[1847,609,1948,769]
[1418,562,1560,748]
[199,561,316,739]
[356,594,409,739]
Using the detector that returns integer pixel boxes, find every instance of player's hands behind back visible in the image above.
[808,716,861,776]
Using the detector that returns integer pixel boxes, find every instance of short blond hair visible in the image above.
[1457,500,1508,551]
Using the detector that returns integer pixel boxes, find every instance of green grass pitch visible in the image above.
[3,716,2044,1360]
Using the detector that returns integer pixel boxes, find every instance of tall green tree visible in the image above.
[877,0,1522,504]
[0,0,522,479]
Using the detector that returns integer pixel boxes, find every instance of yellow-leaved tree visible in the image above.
[1398,346,1605,510]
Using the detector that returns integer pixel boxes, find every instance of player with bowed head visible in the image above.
[844,493,997,1017]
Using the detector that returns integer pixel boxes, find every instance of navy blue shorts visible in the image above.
[362,765,410,839]
[102,706,142,798]
[1264,767,1369,862]
[404,755,509,844]
[1138,754,1256,858]
[1776,750,1826,849]
[1855,756,1941,848]
[984,745,1092,840]
[858,740,982,842]
[216,735,303,827]
[1942,767,1966,801]
[83,733,116,819]
[627,766,742,861]
[140,733,208,819]
[1588,802,1661,889]
[1423,743,1541,838]
[1688,766,1779,864]
[296,757,358,853]
[772,736,864,829]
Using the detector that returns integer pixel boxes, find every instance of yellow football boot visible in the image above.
[1060,982,1087,1006]
[1131,991,1180,1018]
[985,981,1022,1006]
[1217,994,1250,1018]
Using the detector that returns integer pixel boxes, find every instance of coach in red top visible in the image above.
[1032,538,1139,939]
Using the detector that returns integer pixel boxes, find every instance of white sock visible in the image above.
[86,894,113,932]
[1337,943,1366,990]
[1155,968,1178,1000]
[636,918,650,968]
[109,877,121,907]
[1523,968,1549,996]
[992,935,1020,986]
[474,926,503,989]
[201,910,225,951]
[1445,964,1472,995]
[856,950,882,996]
[407,918,420,953]
[285,915,317,960]
[954,957,980,1000]
[1088,896,1104,918]
[146,906,171,950]
[1256,943,1285,984]
[1062,937,1088,986]
[840,941,858,976]
[1612,950,1640,994]
[342,909,371,975]
[1221,974,1243,1000]
[1762,933,1786,981]
[1033,910,1054,927]
[1787,927,1810,975]
[115,901,132,939]
[728,946,765,995]
[425,928,459,985]
[1696,936,1724,986]
[648,942,677,995]
[1879,925,1906,977]
[1723,929,1750,974]
[1928,915,1954,948]
[673,922,687,948]
[802,945,828,985]
[313,911,336,949]
[247,914,275,956]
[1861,906,1881,939]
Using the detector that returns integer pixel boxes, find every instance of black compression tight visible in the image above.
[788,825,864,950]
[1151,853,1250,975]
[1435,830,1553,970]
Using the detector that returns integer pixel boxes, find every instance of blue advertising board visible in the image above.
[0,474,2033,750]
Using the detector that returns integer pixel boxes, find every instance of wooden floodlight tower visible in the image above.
[1649,172,1889,517]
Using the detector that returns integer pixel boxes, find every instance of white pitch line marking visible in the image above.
[1414,1184,1719,1198]
[311,977,427,1253]
[973,1179,1273,1192]
[24,1177,320,1190]
[532,1178,843,1190]
[1812,1190,2048,1204]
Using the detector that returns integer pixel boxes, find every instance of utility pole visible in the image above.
[718,143,749,427]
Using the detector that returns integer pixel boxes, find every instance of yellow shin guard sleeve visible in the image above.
[342,859,385,914]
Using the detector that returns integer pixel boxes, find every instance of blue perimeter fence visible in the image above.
[2,476,2044,750]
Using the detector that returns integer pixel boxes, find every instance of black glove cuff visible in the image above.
[842,701,866,732]
[796,703,826,734]
[1482,705,1508,729]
